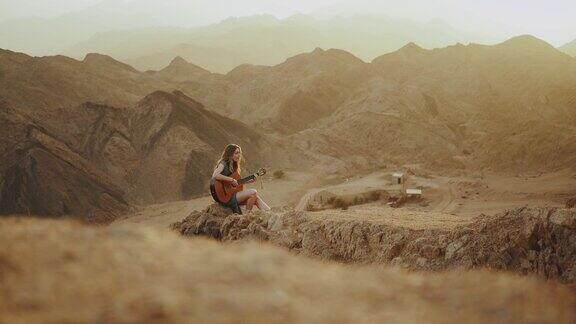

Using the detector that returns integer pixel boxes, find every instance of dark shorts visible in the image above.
[221,193,242,214]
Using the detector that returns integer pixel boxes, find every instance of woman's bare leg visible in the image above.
[236,189,271,211]
[236,189,257,205]
[246,195,257,211]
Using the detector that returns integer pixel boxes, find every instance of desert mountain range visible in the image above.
[162,35,576,171]
[1,34,576,221]
[65,14,470,73]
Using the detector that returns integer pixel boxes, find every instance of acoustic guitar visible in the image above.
[210,168,266,204]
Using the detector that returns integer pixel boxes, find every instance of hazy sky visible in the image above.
[1,0,574,45]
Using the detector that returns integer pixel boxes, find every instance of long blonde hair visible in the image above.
[215,144,242,173]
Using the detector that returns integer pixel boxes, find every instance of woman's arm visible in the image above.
[212,163,237,185]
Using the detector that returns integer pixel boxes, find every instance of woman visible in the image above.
[211,144,271,214]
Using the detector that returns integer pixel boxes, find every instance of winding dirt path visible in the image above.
[432,179,459,214]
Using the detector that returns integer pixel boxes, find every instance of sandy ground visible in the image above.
[118,168,576,230]
[305,206,471,230]
[116,170,332,227]
[297,168,575,214]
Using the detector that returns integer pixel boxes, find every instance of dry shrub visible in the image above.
[328,191,386,210]
[273,170,286,179]
[305,203,317,212]
[332,198,349,210]
[369,191,382,201]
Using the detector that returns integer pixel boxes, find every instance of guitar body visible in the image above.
[210,168,266,204]
[210,171,242,204]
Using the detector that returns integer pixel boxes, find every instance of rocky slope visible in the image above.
[366,35,576,170]
[175,48,374,134]
[1,217,575,323]
[0,101,130,223]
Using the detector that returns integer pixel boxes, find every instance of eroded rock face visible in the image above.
[172,205,576,284]
[0,101,132,223]
[0,129,130,223]
[443,208,576,283]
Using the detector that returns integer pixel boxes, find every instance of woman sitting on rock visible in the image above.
[211,144,271,214]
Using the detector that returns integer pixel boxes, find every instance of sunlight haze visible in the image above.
[1,0,574,45]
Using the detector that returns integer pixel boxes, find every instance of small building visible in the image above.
[392,172,405,184]
[406,188,422,197]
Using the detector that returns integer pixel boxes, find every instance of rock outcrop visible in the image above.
[173,205,576,285]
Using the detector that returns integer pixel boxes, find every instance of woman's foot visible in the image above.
[257,196,271,211]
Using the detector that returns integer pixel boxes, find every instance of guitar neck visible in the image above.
[238,174,257,185]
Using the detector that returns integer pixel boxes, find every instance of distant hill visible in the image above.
[124,43,244,74]
[326,35,576,170]
[560,39,576,56]
[0,49,173,114]
[67,14,470,73]
[0,7,165,55]
[0,1,296,56]
[150,56,212,82]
